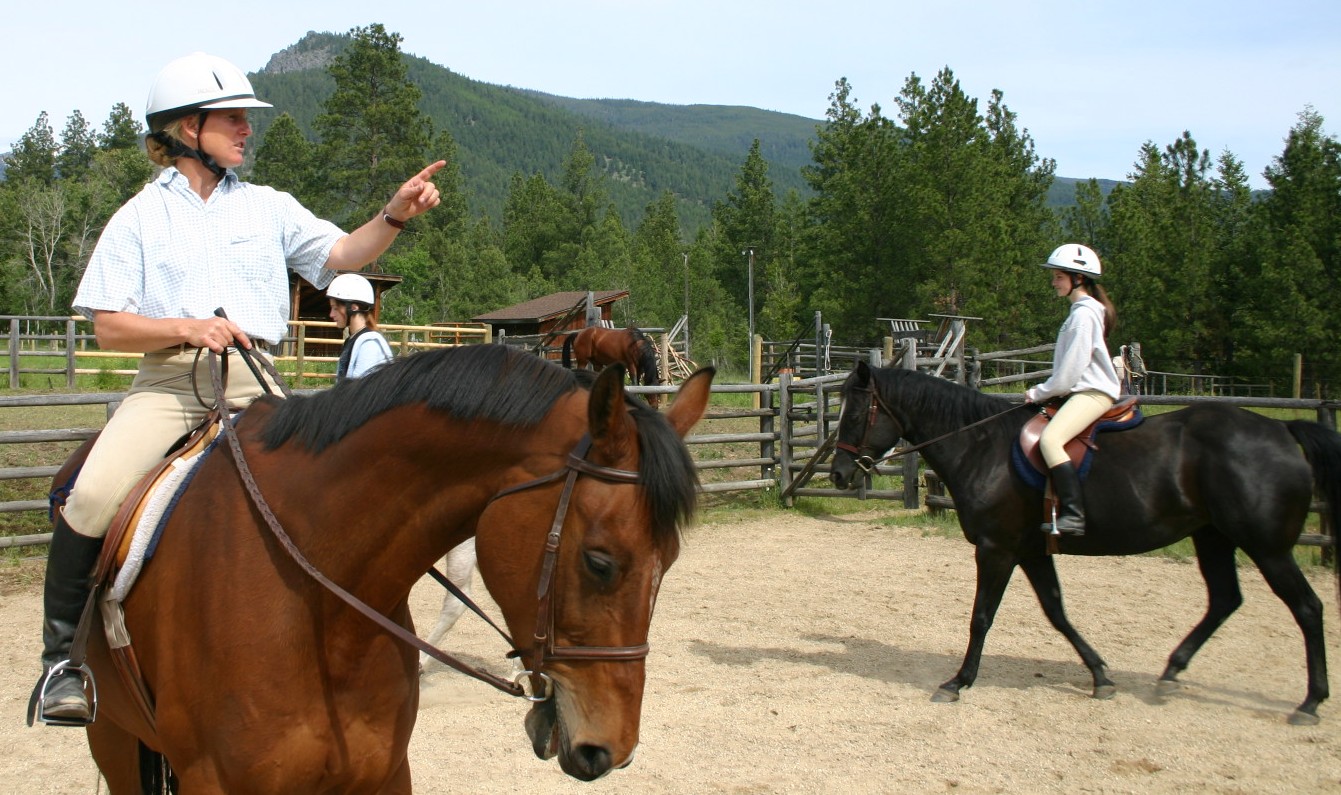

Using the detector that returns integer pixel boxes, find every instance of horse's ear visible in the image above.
[855,360,871,385]
[664,367,714,439]
[589,364,637,454]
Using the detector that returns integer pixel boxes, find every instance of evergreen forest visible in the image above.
[2,24,1339,393]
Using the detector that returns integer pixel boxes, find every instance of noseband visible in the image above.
[486,435,648,702]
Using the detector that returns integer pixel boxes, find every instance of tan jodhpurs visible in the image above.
[61,349,279,539]
[1039,390,1115,469]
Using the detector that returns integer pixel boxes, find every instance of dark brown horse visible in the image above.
[59,344,712,792]
[831,362,1341,725]
[562,326,662,408]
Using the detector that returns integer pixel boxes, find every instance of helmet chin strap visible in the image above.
[153,111,226,179]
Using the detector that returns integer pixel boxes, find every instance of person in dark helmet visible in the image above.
[31,51,445,725]
[1023,243,1121,538]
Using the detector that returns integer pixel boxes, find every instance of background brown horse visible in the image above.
[69,345,711,792]
[562,326,662,407]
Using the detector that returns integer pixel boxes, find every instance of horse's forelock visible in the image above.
[629,401,696,551]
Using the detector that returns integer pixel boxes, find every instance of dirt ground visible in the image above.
[2,507,1339,794]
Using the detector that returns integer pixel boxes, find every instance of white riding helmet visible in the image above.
[1043,243,1102,278]
[145,52,272,132]
[327,273,376,306]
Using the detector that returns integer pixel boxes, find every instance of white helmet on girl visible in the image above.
[1043,243,1102,278]
[327,273,376,306]
[145,52,272,132]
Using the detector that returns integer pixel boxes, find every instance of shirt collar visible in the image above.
[156,166,240,192]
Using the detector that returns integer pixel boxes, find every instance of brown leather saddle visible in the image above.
[1017,396,1142,478]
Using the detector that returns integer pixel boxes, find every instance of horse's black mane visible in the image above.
[261,345,575,452]
[870,367,1015,432]
[259,343,696,541]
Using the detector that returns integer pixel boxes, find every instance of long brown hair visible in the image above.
[1080,276,1117,338]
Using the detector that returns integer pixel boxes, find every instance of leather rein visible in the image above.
[835,381,1024,473]
[208,341,647,703]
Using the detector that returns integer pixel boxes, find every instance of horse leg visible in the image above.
[381,757,413,794]
[419,539,478,673]
[86,719,146,794]
[1245,548,1329,724]
[1157,530,1243,697]
[1019,555,1115,699]
[933,545,1016,702]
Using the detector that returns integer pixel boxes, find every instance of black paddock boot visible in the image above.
[1046,462,1087,537]
[30,514,104,726]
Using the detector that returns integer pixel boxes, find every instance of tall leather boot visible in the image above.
[32,514,103,725]
[1046,462,1087,537]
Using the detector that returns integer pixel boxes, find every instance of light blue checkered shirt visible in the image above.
[74,168,344,345]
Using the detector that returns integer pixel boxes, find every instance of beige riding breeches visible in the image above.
[61,349,278,538]
[1039,390,1115,469]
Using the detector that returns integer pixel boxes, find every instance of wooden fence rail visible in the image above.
[1,315,492,388]
[3,349,1336,552]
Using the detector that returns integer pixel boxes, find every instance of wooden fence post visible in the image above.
[8,319,18,389]
[778,371,793,506]
[65,320,76,389]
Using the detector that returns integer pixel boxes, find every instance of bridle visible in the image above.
[485,436,647,702]
[834,381,902,474]
[835,378,1025,474]
[208,344,649,704]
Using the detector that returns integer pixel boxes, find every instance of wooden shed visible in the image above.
[472,290,629,342]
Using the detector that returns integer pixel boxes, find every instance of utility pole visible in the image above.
[683,252,690,360]
[742,247,756,377]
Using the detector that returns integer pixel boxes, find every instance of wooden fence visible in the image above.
[1,315,491,388]
[3,341,1337,552]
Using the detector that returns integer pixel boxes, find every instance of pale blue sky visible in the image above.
[4,1,1337,189]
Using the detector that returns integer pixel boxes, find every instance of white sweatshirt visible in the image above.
[1025,296,1121,402]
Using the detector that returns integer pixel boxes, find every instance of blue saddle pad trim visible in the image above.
[1012,407,1145,492]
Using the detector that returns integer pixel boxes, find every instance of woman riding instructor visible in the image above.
[1023,244,1121,538]
[32,52,445,725]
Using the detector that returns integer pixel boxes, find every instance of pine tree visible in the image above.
[312,23,433,227]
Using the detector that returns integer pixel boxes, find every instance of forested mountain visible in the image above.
[249,31,816,232]
[8,24,1334,392]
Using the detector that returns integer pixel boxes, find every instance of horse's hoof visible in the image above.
[930,687,960,703]
[1092,684,1117,701]
[1288,709,1321,726]
[1154,679,1180,697]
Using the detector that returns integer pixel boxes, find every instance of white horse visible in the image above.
[418,538,478,673]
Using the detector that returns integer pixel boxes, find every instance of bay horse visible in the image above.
[61,344,712,792]
[562,326,662,407]
[830,362,1341,725]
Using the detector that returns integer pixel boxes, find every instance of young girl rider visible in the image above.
[1023,244,1121,537]
[327,273,395,381]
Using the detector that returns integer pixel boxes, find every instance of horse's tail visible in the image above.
[1285,420,1341,605]
[561,332,576,369]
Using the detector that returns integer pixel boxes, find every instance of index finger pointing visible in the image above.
[415,160,447,182]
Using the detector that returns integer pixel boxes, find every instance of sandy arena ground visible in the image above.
[2,508,1339,794]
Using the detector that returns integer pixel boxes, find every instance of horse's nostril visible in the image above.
[570,743,613,781]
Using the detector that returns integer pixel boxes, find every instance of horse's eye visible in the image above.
[584,550,617,584]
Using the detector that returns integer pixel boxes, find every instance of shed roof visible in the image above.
[472,290,629,323]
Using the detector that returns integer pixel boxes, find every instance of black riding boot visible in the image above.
[32,514,103,725]
[1046,462,1087,537]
